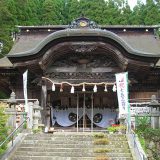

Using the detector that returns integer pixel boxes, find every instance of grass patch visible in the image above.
[94,148,109,153]
[94,138,109,145]
[33,128,42,134]
[138,136,146,152]
[93,133,105,138]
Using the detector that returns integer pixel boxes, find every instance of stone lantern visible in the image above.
[7,91,17,108]
[33,100,43,130]
[148,95,160,129]
[6,91,17,128]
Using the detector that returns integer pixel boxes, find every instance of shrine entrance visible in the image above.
[76,92,94,132]
[50,87,118,132]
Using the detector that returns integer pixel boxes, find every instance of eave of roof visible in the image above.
[7,28,160,58]
[0,57,13,68]
[17,25,160,29]
[156,59,160,67]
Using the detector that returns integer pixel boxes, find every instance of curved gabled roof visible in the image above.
[7,28,160,58]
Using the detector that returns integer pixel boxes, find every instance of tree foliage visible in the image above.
[0,0,160,56]
[0,103,9,155]
[136,116,160,160]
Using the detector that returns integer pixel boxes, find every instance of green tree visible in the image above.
[119,1,132,25]
[65,0,80,24]
[41,0,65,25]
[144,0,160,25]
[78,0,105,24]
[0,104,9,155]
[0,0,13,57]
[103,0,122,24]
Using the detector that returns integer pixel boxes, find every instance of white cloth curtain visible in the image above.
[51,107,117,128]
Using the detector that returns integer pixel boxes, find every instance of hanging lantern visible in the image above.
[70,86,74,94]
[60,84,63,92]
[104,84,108,92]
[52,83,55,91]
[112,84,117,92]
[93,85,97,92]
[82,83,85,92]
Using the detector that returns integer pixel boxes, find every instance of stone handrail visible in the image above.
[127,130,148,160]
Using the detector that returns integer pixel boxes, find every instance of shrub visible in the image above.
[107,125,126,133]
[135,116,160,160]
[107,126,117,133]
[0,103,9,155]
[135,116,150,135]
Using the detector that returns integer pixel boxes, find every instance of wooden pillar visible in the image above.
[41,80,48,132]
[41,80,47,110]
[83,93,86,132]
[77,93,79,132]
[91,93,93,132]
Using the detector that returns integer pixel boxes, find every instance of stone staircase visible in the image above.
[9,132,133,160]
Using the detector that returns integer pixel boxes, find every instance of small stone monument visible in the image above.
[6,91,17,128]
[148,95,160,129]
[33,100,42,130]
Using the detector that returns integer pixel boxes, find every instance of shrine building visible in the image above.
[0,17,160,131]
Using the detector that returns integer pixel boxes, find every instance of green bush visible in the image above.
[107,126,117,133]
[135,116,160,160]
[0,91,8,99]
[107,125,126,133]
[0,103,9,155]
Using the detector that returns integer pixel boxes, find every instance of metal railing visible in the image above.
[0,117,29,148]
[128,130,148,160]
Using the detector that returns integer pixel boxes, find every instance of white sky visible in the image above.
[128,0,146,9]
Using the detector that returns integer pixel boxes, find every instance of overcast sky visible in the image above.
[128,0,146,9]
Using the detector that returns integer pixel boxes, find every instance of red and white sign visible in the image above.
[115,72,129,116]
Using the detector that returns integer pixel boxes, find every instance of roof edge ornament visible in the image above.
[69,16,99,29]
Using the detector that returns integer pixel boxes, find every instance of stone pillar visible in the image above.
[44,104,51,133]
[5,107,17,129]
[151,108,157,129]
[41,80,47,128]
[6,91,17,129]
[28,102,33,129]
[149,95,160,129]
[33,100,42,130]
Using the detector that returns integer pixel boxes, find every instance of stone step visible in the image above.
[14,151,132,157]
[97,153,132,157]
[17,147,131,153]
[8,133,133,160]
[24,136,127,141]
[20,143,129,149]
[10,156,133,160]
[10,156,95,160]
[17,147,94,153]
[21,140,129,147]
[26,133,126,138]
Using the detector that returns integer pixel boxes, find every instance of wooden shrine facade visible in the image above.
[0,17,160,129]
